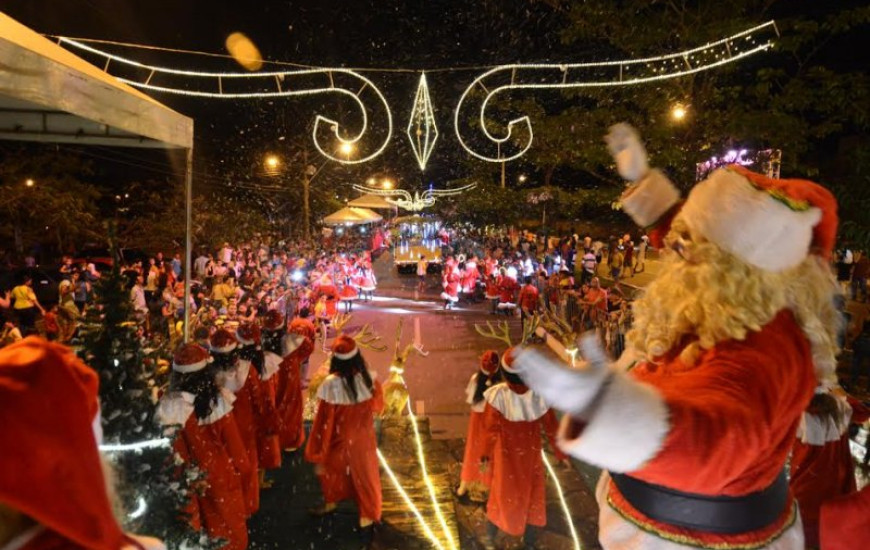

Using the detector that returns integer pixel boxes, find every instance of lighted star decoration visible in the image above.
[407,73,439,171]
[352,183,477,212]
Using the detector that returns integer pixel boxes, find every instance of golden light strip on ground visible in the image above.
[542,450,582,550]
[405,401,459,550]
[377,449,445,550]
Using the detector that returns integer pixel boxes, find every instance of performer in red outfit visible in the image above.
[276,317,317,451]
[0,338,164,550]
[258,310,286,470]
[819,484,870,550]
[235,323,281,488]
[441,264,461,309]
[496,268,519,315]
[790,391,870,547]
[456,350,502,501]
[480,349,566,549]
[514,123,841,549]
[305,335,384,547]
[157,343,249,550]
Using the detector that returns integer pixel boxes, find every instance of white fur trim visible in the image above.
[262,351,282,381]
[496,302,516,309]
[172,358,209,374]
[316,372,374,404]
[680,168,821,272]
[557,372,669,472]
[440,292,459,302]
[220,360,251,394]
[500,354,518,373]
[156,392,195,426]
[284,333,305,355]
[92,404,104,446]
[359,285,376,291]
[620,169,681,228]
[199,388,236,425]
[483,382,549,422]
[210,342,238,354]
[333,346,360,360]
[594,473,805,549]
[236,335,256,346]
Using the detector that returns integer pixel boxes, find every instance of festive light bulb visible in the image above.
[377,449,446,550]
[542,451,582,550]
[671,104,687,121]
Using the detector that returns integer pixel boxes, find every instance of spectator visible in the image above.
[130,274,148,325]
[518,276,539,325]
[850,250,868,302]
[609,244,624,282]
[11,275,43,335]
[72,270,90,313]
[417,254,427,292]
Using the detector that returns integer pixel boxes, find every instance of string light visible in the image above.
[377,449,446,550]
[99,438,171,452]
[128,496,148,519]
[351,183,477,212]
[405,401,459,550]
[542,450,582,550]
[58,38,393,166]
[454,21,778,162]
[407,73,439,170]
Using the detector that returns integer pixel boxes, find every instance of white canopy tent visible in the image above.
[0,12,197,337]
[347,194,395,210]
[322,206,383,226]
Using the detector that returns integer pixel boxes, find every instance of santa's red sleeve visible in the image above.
[481,402,502,461]
[304,400,338,464]
[620,169,683,248]
[220,414,252,480]
[173,430,202,531]
[541,409,567,461]
[249,367,278,435]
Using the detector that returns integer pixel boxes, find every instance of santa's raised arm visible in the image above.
[514,123,841,549]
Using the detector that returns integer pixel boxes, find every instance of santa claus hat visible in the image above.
[680,165,837,271]
[480,350,500,375]
[261,309,285,332]
[0,338,128,550]
[209,328,238,354]
[173,342,212,373]
[236,322,261,346]
[332,334,359,360]
[501,347,520,373]
[289,317,317,341]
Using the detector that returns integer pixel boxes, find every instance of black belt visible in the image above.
[610,470,789,535]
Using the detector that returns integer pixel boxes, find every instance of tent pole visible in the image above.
[183,147,193,343]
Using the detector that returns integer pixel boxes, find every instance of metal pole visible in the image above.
[501,161,506,189]
[183,147,193,343]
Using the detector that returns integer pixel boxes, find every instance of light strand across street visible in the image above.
[99,437,171,453]
[542,450,582,550]
[377,449,446,550]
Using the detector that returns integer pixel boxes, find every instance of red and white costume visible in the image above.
[0,338,165,550]
[304,337,384,521]
[313,276,339,320]
[276,318,316,450]
[514,124,840,550]
[235,322,281,473]
[484,274,501,301]
[790,393,870,547]
[460,259,480,294]
[157,344,249,550]
[355,265,377,293]
[496,272,519,310]
[441,265,461,303]
[482,351,565,537]
[459,350,500,488]
[819,485,870,550]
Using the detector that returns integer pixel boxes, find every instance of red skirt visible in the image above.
[257,375,283,470]
[460,409,492,486]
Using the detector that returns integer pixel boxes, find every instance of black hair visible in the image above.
[503,370,525,387]
[329,352,373,403]
[171,367,221,420]
[238,343,265,375]
[211,349,240,371]
[262,328,285,355]
[472,368,503,404]
[807,392,841,424]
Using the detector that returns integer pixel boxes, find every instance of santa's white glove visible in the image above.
[512,333,613,418]
[605,123,649,182]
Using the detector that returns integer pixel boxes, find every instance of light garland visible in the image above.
[351,183,477,212]
[58,38,393,166]
[454,21,779,162]
[405,400,459,550]
[407,73,439,170]
[542,450,582,550]
[99,438,171,452]
[128,496,148,519]
[377,449,446,550]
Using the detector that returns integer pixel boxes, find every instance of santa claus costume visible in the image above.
[305,335,384,546]
[157,343,249,550]
[256,310,285,471]
[484,272,501,315]
[456,350,502,502]
[313,275,339,346]
[789,391,870,547]
[0,338,164,550]
[496,268,519,315]
[276,317,317,451]
[338,272,359,313]
[460,256,481,301]
[355,263,377,302]
[441,264,461,310]
[480,349,565,548]
[514,123,842,550]
[236,322,282,482]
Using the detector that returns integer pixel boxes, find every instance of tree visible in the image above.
[77,229,220,548]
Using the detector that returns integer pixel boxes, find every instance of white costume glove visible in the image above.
[511,333,613,418]
[605,123,649,182]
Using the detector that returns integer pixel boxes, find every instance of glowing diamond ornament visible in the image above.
[407,73,439,171]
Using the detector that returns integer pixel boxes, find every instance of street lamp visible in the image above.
[382,178,394,190]
[339,142,355,156]
[671,103,688,121]
[518,174,527,183]
[25,178,35,187]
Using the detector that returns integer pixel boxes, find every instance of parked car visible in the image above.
[0,267,61,307]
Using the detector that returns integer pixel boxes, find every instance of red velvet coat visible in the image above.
[157,391,249,550]
[459,373,492,487]
[257,351,283,470]
[305,373,384,521]
[276,335,315,450]
[481,382,564,537]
